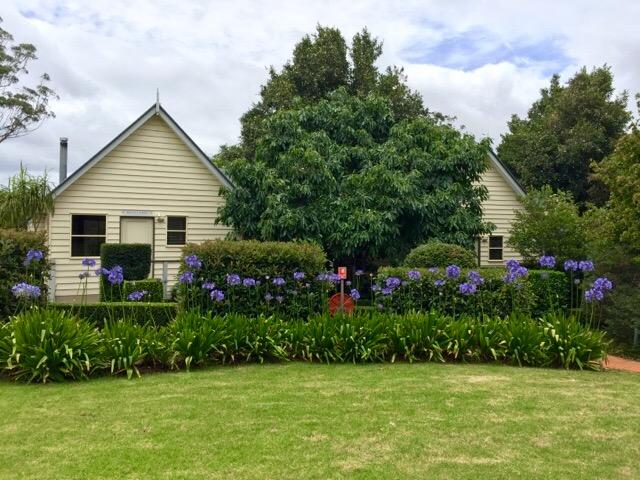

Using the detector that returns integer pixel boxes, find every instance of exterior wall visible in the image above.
[48,114,231,300]
[477,160,523,267]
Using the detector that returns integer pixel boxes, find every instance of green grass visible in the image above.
[2,363,640,479]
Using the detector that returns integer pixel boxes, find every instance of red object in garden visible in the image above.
[338,266,347,279]
[329,293,354,316]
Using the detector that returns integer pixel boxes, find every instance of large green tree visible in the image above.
[497,66,630,206]
[0,18,56,143]
[219,89,491,263]
[230,26,435,162]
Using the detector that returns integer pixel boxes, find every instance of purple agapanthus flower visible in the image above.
[210,289,225,302]
[593,277,613,291]
[107,266,124,285]
[578,260,595,272]
[407,270,421,281]
[459,282,477,295]
[445,265,461,279]
[505,258,521,270]
[179,271,194,284]
[584,288,604,303]
[82,258,96,267]
[95,267,109,276]
[564,260,579,272]
[385,277,402,289]
[127,290,148,301]
[381,287,394,296]
[371,284,380,292]
[226,273,241,286]
[293,271,305,281]
[264,292,273,301]
[184,254,202,270]
[428,267,439,273]
[202,281,216,290]
[434,279,446,288]
[539,255,556,268]
[78,271,91,279]
[24,249,44,266]
[503,259,528,284]
[272,277,286,287]
[467,271,484,286]
[243,277,257,287]
[355,269,364,276]
[11,282,41,299]
[350,288,361,301]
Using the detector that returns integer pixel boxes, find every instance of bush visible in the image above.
[178,240,329,317]
[376,266,569,318]
[404,241,476,268]
[49,302,176,327]
[2,308,101,383]
[123,279,164,302]
[0,229,49,320]
[100,319,151,379]
[100,243,151,301]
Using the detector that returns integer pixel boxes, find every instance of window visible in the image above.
[71,215,106,257]
[167,216,186,245]
[489,236,503,260]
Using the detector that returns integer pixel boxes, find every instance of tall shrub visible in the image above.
[0,229,49,319]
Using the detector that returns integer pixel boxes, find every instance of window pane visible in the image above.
[489,236,503,248]
[72,236,105,257]
[167,216,186,231]
[489,248,503,260]
[72,215,106,235]
[167,231,186,245]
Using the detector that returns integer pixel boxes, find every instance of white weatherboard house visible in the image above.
[47,101,523,301]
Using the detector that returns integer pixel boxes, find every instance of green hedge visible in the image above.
[179,240,328,315]
[377,266,569,317]
[49,302,176,327]
[123,279,164,302]
[0,309,609,382]
[0,229,49,320]
[100,243,152,301]
[404,241,477,268]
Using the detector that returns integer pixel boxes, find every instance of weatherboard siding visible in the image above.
[477,160,523,266]
[48,114,230,300]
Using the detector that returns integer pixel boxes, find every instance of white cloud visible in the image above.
[0,0,638,184]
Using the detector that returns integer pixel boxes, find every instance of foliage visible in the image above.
[2,308,100,383]
[508,186,587,264]
[219,89,491,262]
[100,319,150,379]
[123,279,164,302]
[0,18,57,143]
[592,127,640,261]
[0,164,54,230]
[404,241,476,268]
[100,243,151,301]
[49,302,176,327]
[0,229,48,319]
[497,66,631,206]
[376,267,569,318]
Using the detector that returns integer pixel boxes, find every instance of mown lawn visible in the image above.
[2,363,640,479]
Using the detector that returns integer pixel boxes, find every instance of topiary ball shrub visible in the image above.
[404,241,476,268]
[3,308,101,383]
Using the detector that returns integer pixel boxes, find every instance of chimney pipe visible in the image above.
[59,137,68,184]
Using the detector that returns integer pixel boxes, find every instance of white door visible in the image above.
[121,217,154,251]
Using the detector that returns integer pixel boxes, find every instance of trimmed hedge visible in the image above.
[123,279,164,302]
[404,241,477,268]
[49,302,176,327]
[377,266,570,317]
[0,229,49,320]
[179,240,328,315]
[100,243,152,301]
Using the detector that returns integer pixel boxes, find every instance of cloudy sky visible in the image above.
[1,0,638,185]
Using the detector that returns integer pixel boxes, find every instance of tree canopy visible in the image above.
[497,66,630,206]
[219,88,491,262]
[0,18,57,143]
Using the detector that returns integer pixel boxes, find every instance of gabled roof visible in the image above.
[487,150,525,197]
[52,103,233,197]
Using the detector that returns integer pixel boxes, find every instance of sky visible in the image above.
[1,0,639,185]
